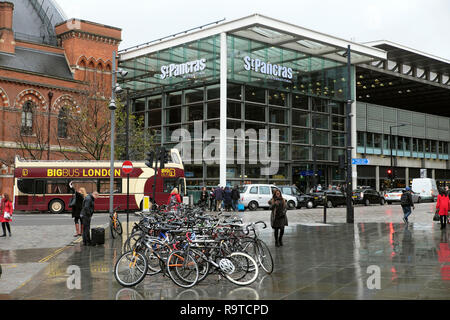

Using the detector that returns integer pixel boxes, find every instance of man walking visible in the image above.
[231,185,241,212]
[214,186,224,212]
[80,191,99,246]
[401,187,415,224]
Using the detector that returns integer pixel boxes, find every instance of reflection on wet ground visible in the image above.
[5,222,450,300]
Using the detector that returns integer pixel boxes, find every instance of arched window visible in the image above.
[57,107,69,138]
[21,101,34,135]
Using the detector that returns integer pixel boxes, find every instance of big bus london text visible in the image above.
[13,149,186,214]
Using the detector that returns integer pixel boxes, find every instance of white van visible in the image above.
[411,178,438,202]
[240,184,298,211]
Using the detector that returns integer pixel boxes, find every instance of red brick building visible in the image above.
[0,0,121,197]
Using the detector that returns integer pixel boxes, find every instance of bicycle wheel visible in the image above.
[223,252,259,286]
[123,231,143,253]
[166,250,199,288]
[256,239,274,274]
[114,250,148,287]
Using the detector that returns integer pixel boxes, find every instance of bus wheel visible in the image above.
[49,199,65,214]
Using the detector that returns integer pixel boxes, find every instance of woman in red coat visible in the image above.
[167,188,182,207]
[0,193,13,237]
[436,189,450,230]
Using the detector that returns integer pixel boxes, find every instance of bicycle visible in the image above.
[240,221,274,274]
[110,206,123,239]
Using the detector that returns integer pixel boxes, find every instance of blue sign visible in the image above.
[352,158,370,165]
[300,170,323,177]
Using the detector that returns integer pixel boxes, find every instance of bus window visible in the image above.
[47,180,69,195]
[98,179,122,194]
[35,180,46,195]
[70,180,97,194]
[163,178,178,194]
[171,151,181,164]
[17,179,35,194]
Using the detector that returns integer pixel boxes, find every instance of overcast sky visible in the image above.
[57,0,450,60]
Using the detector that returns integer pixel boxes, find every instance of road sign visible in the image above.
[352,158,370,166]
[122,161,133,174]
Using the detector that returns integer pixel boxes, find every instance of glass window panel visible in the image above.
[366,133,373,148]
[148,110,162,127]
[431,140,437,153]
[187,104,204,122]
[332,132,346,147]
[312,97,329,113]
[374,133,382,149]
[245,86,265,104]
[313,130,329,146]
[292,110,309,127]
[330,101,345,115]
[269,108,286,124]
[418,139,424,152]
[228,101,241,119]
[292,145,310,160]
[245,104,266,122]
[332,149,346,161]
[314,147,329,161]
[312,114,329,129]
[185,88,204,104]
[148,95,162,110]
[207,166,219,179]
[207,102,220,119]
[207,84,220,100]
[168,91,182,106]
[292,94,309,110]
[165,107,181,124]
[292,128,309,144]
[164,126,181,142]
[270,126,288,142]
[268,90,287,107]
[228,83,242,100]
[245,122,266,134]
[332,116,345,131]
[134,98,145,112]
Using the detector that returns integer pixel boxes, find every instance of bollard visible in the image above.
[323,194,327,224]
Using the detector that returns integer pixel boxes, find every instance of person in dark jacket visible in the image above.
[199,187,208,208]
[69,182,86,237]
[401,187,415,224]
[209,188,216,211]
[231,185,240,211]
[80,191,99,246]
[224,187,232,212]
[268,189,288,247]
[214,187,224,212]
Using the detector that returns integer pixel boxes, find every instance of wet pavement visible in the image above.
[2,216,450,300]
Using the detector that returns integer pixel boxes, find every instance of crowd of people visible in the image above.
[198,186,241,212]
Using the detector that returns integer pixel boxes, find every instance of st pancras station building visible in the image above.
[118,14,450,192]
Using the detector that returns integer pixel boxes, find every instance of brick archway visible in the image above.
[53,94,79,113]
[14,89,47,110]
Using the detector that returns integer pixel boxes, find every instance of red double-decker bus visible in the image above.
[13,149,186,214]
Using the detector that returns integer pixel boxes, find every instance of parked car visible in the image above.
[240,184,298,211]
[412,178,438,202]
[384,189,421,204]
[278,185,316,209]
[352,188,385,206]
[310,190,347,208]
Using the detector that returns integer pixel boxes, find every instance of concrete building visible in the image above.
[118,14,450,191]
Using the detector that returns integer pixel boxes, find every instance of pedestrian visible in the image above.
[231,185,240,211]
[400,187,415,224]
[199,187,208,208]
[214,186,224,212]
[69,181,86,237]
[209,188,216,211]
[436,189,450,230]
[167,188,182,207]
[268,189,288,247]
[0,193,13,237]
[80,191,99,246]
[317,184,322,191]
[224,186,232,211]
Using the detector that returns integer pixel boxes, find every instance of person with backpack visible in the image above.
[436,189,450,230]
[80,191,99,246]
[231,185,241,212]
[401,187,415,224]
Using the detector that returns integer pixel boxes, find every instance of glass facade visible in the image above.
[120,34,350,188]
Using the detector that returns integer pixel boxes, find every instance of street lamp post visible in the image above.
[345,45,354,224]
[389,124,406,187]
[47,91,53,160]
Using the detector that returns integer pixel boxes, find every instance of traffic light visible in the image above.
[159,147,169,169]
[387,168,393,179]
[145,151,154,168]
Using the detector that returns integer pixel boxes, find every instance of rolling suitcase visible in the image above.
[91,227,105,245]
